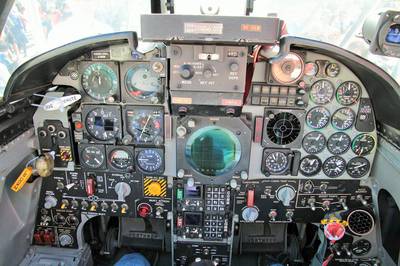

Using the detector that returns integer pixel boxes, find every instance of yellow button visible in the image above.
[148,182,162,196]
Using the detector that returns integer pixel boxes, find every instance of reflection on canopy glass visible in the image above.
[185,126,241,176]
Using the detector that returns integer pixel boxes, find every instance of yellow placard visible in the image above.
[11,166,33,192]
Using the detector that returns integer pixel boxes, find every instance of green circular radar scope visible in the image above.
[185,126,242,176]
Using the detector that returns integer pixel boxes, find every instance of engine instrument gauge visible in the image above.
[323,156,346,177]
[125,64,162,101]
[126,107,164,145]
[264,151,289,174]
[352,134,375,156]
[309,80,334,104]
[108,148,133,170]
[327,132,351,155]
[331,107,355,130]
[351,239,372,256]
[85,107,121,141]
[271,52,304,84]
[136,149,163,173]
[336,81,361,106]
[346,157,370,178]
[299,155,322,176]
[304,62,318,76]
[306,106,330,129]
[326,62,340,77]
[302,131,326,154]
[81,63,118,101]
[80,145,105,169]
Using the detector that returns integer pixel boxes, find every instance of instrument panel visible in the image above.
[248,51,377,180]
[31,39,379,266]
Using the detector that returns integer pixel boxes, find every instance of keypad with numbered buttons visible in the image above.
[205,186,229,212]
[203,214,226,240]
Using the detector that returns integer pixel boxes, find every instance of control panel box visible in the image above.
[169,45,247,107]
[235,179,373,223]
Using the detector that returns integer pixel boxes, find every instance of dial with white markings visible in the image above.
[323,156,346,177]
[85,107,121,141]
[331,107,355,130]
[302,131,326,154]
[336,81,361,106]
[81,146,105,169]
[299,155,322,176]
[327,132,351,155]
[264,151,289,174]
[310,80,334,104]
[347,157,370,178]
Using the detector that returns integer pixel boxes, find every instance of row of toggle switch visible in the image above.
[44,196,130,214]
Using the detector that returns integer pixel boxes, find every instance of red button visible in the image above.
[324,222,345,243]
[138,203,151,218]
[33,232,43,244]
[43,231,54,245]
[247,189,255,207]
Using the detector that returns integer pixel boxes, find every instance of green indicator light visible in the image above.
[176,188,183,200]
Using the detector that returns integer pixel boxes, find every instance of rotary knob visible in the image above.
[276,186,296,207]
[59,234,73,247]
[44,196,57,209]
[242,206,259,222]
[115,182,131,201]
[179,64,194,80]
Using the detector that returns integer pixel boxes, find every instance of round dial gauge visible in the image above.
[126,109,163,144]
[326,63,340,77]
[81,63,118,101]
[306,106,330,129]
[336,81,361,106]
[310,80,334,104]
[302,131,326,154]
[299,155,322,176]
[264,151,289,174]
[85,107,120,141]
[125,64,162,101]
[271,52,304,84]
[347,157,370,178]
[304,62,318,76]
[137,149,163,173]
[323,156,346,177]
[81,146,105,169]
[351,239,372,256]
[331,107,356,130]
[108,149,133,170]
[352,134,375,156]
[327,132,351,155]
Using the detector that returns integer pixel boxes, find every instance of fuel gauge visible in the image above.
[347,157,370,178]
[299,155,322,176]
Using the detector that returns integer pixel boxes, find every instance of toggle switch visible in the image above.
[246,188,255,208]
[86,177,96,197]
[61,199,69,209]
[121,204,128,214]
[90,202,98,211]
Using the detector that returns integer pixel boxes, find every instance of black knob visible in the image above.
[180,64,195,80]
